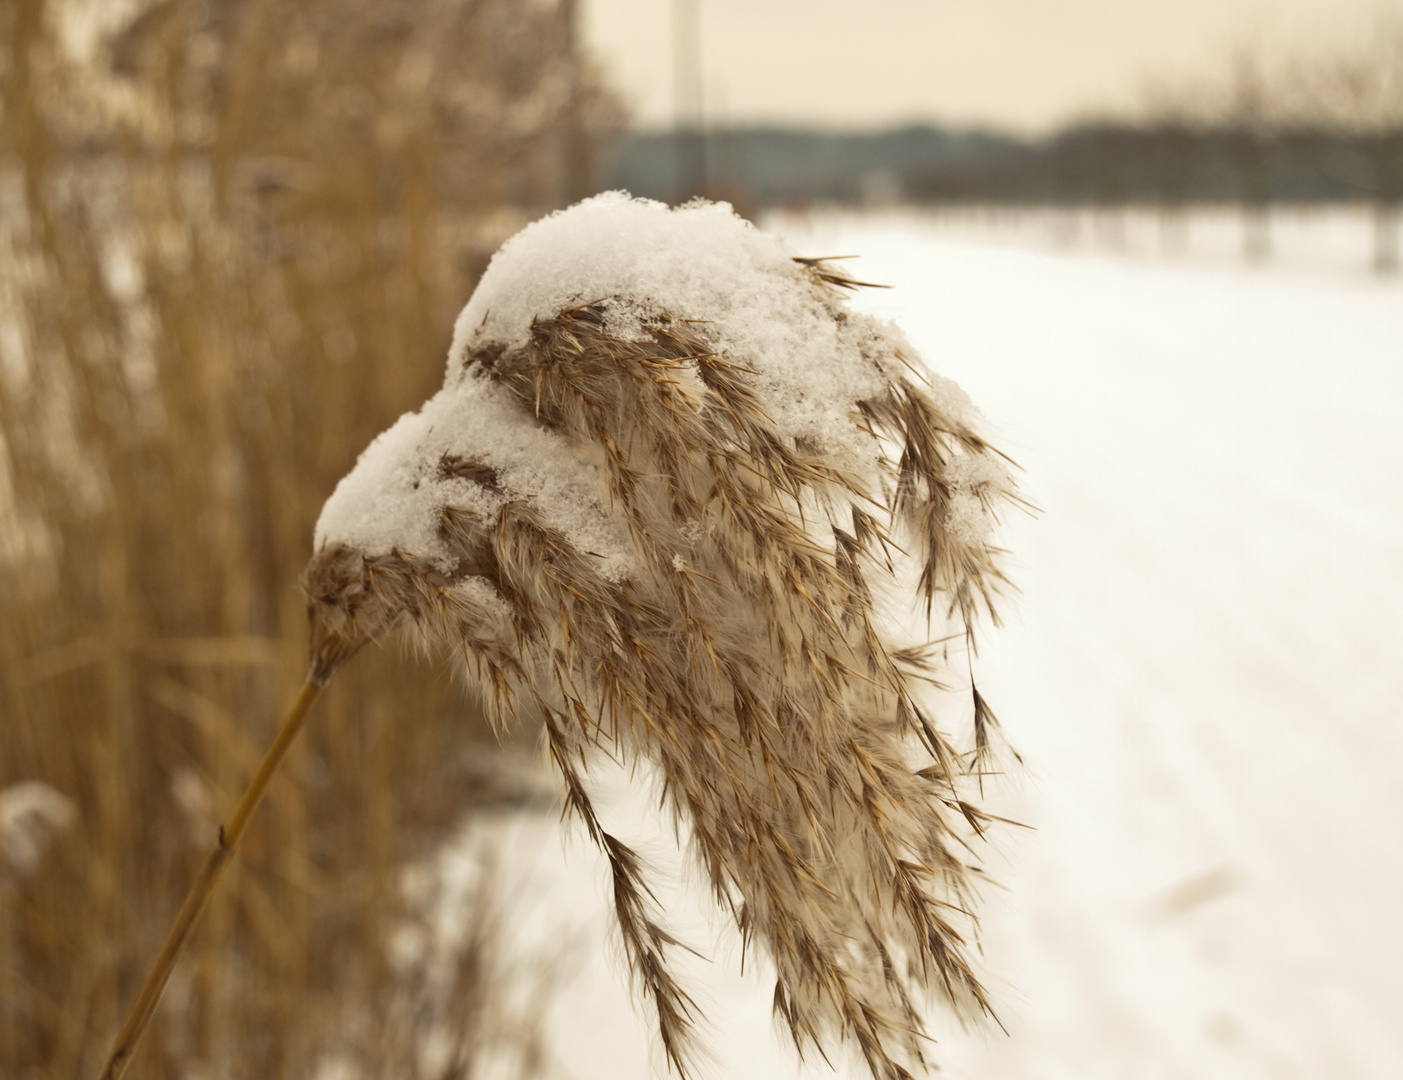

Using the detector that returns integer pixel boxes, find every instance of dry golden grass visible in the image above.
[302,212,1024,1080]
[0,2,622,1077]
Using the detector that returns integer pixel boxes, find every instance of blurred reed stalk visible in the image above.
[0,1,623,1077]
[99,680,325,1080]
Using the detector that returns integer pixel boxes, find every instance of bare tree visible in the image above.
[1212,48,1282,261]
[1299,17,1403,273]
[1139,81,1214,251]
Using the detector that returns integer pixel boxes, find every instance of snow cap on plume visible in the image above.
[304,192,1020,1080]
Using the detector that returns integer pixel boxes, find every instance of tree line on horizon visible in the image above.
[610,22,1403,271]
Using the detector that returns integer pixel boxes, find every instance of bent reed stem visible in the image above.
[96,676,327,1080]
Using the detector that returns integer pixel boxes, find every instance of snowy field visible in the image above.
[446,210,1403,1080]
[844,203,1399,280]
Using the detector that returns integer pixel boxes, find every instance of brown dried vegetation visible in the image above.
[304,277,1023,1079]
[0,1,621,1077]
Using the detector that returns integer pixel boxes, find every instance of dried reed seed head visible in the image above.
[303,194,1021,1079]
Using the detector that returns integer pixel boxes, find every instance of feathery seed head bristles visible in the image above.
[303,193,1023,1079]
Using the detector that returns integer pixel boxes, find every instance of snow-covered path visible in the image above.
[473,218,1403,1080]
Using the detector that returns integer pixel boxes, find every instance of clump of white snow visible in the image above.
[449,193,922,457]
[316,193,972,580]
[943,453,1012,546]
[313,375,636,581]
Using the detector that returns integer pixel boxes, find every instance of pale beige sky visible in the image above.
[582,0,1403,131]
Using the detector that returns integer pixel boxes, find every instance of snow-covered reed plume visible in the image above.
[304,193,1021,1079]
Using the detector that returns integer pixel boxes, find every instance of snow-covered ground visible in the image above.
[838,203,1398,280]
[457,210,1403,1080]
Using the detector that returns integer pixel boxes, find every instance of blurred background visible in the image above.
[600,0,1403,272]
[2,2,1401,1079]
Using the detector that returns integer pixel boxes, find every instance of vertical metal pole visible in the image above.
[673,0,705,201]
[561,0,594,204]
